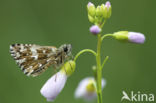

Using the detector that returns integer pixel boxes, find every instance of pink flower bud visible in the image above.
[87,2,94,8]
[128,32,145,44]
[105,1,111,10]
[89,25,101,35]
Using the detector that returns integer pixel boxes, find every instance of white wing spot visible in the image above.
[20,65,24,70]
[27,69,34,76]
[24,69,28,74]
[47,58,51,62]
[31,55,38,60]
[30,45,40,60]
[16,52,20,58]
[10,45,13,49]
[39,63,42,67]
[51,48,56,52]
[29,66,33,69]
[11,54,15,56]
[30,48,37,55]
[16,58,26,64]
[43,50,46,54]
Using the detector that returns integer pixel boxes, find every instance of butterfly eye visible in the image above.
[64,47,68,52]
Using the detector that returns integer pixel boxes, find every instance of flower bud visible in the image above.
[102,1,112,19]
[128,32,145,44]
[89,25,101,35]
[113,31,145,44]
[40,72,67,101]
[96,6,103,17]
[105,1,111,10]
[60,60,76,76]
[88,14,95,23]
[113,31,129,41]
[87,2,96,17]
[101,4,107,17]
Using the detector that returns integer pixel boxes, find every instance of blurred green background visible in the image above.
[0,0,155,103]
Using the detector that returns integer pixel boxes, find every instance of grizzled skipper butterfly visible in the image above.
[10,44,72,77]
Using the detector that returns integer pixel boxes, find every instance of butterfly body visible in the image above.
[10,44,72,77]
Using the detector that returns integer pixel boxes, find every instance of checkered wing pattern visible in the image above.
[10,44,58,77]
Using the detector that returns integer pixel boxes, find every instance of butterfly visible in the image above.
[10,44,72,77]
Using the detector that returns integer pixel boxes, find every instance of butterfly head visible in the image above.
[59,44,72,56]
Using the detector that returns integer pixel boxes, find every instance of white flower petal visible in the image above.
[40,72,67,101]
[102,79,106,89]
[75,77,106,100]
[75,77,93,98]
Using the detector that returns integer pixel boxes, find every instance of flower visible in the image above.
[113,31,145,44]
[75,77,106,100]
[40,71,67,101]
[90,25,101,35]
[40,60,76,101]
[128,32,145,44]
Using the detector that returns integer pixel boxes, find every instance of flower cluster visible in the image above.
[87,2,145,44]
[87,1,111,24]
[87,1,111,35]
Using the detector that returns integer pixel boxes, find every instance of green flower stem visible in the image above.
[96,34,102,103]
[74,49,97,62]
[101,56,109,70]
[74,21,113,103]
[101,34,113,41]
[100,19,107,28]
[96,22,112,103]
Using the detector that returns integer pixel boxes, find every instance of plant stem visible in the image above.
[100,19,107,28]
[101,34,113,41]
[74,49,96,62]
[96,34,102,103]
[101,56,109,69]
[95,34,112,103]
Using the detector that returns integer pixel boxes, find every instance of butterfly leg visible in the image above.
[52,62,58,82]
[54,67,57,82]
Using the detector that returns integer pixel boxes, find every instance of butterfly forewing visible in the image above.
[10,44,57,77]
